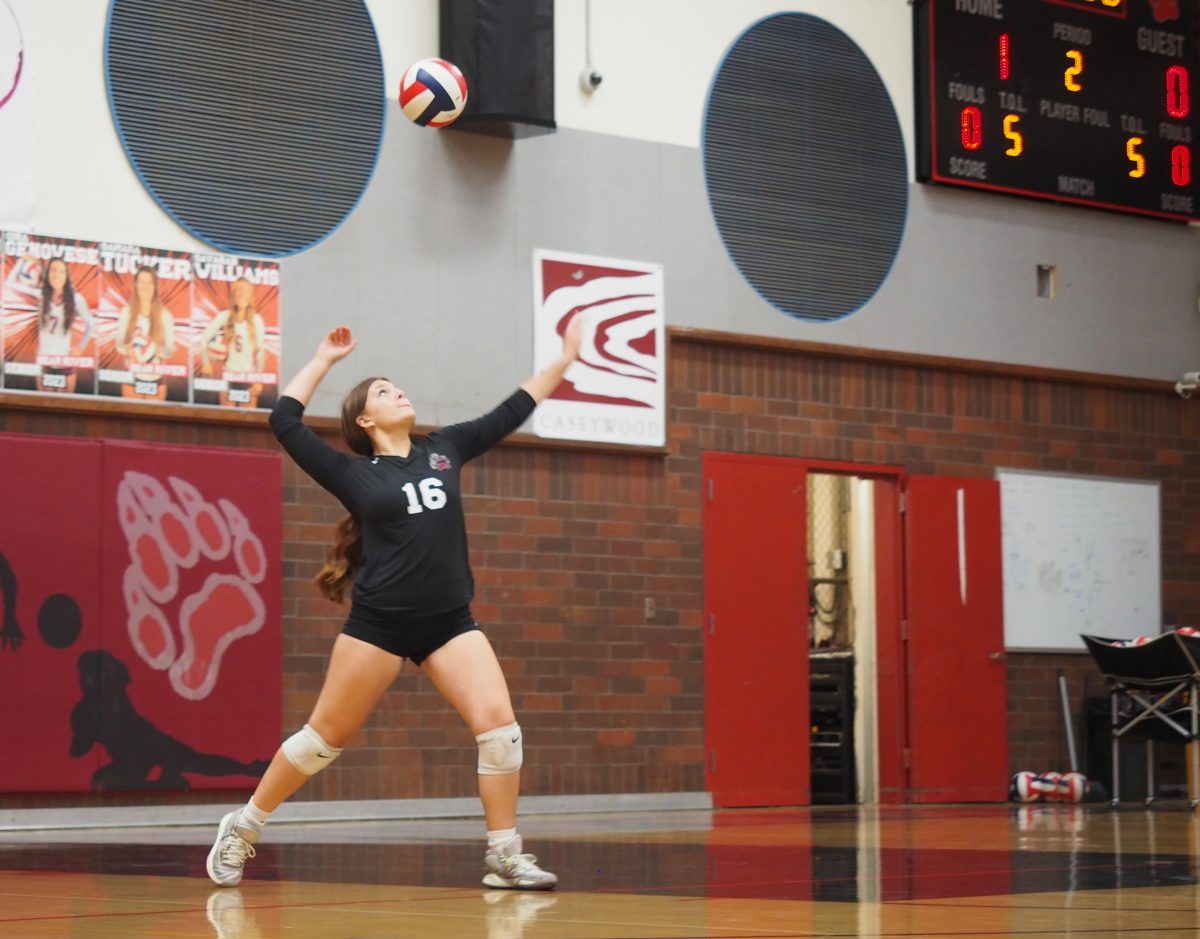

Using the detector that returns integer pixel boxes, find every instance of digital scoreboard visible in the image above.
[914,0,1200,222]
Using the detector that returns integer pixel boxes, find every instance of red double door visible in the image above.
[703,453,1008,807]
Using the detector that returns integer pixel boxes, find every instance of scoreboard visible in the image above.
[914,0,1200,222]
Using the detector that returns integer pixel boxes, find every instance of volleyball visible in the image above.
[205,333,228,365]
[131,333,157,365]
[1033,772,1061,801]
[399,58,468,128]
[1061,772,1086,803]
[1009,771,1038,803]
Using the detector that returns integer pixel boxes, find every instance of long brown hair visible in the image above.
[39,258,78,332]
[313,376,388,603]
[120,266,167,351]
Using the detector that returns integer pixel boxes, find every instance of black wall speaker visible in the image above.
[439,0,555,138]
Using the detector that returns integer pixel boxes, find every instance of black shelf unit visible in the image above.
[810,653,856,804]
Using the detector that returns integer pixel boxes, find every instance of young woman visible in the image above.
[207,319,582,891]
[199,277,266,407]
[114,266,175,400]
[36,257,94,394]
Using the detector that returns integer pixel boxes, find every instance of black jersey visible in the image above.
[269,389,535,615]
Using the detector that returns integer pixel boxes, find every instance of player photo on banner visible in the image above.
[1,233,100,395]
[96,244,191,403]
[190,253,280,410]
[532,249,665,447]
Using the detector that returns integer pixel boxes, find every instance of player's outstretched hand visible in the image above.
[317,326,357,365]
[562,313,583,363]
[0,616,24,652]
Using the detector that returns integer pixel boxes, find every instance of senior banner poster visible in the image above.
[532,249,665,447]
[97,244,192,403]
[1,233,100,395]
[0,0,35,231]
[191,254,280,410]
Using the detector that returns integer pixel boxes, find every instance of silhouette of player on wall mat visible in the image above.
[0,436,282,794]
[2,549,270,790]
[70,649,270,790]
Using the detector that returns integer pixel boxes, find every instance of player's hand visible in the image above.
[317,326,356,364]
[562,314,583,363]
[0,615,24,652]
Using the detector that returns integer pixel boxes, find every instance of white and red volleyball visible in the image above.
[1033,772,1062,801]
[1009,771,1038,803]
[1061,772,1087,803]
[130,333,157,365]
[205,334,228,365]
[399,57,468,128]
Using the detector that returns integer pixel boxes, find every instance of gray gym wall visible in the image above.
[281,116,1200,424]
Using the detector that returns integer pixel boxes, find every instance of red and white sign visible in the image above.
[96,243,192,403]
[190,253,281,411]
[532,249,665,447]
[1,233,101,396]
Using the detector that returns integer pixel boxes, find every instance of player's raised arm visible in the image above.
[520,314,583,404]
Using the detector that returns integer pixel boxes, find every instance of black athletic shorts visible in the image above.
[342,603,480,665]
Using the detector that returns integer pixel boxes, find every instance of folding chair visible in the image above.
[1080,633,1199,809]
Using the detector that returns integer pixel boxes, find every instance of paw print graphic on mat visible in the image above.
[122,564,176,670]
[117,472,266,700]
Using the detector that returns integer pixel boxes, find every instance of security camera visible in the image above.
[1176,371,1200,398]
[579,69,603,93]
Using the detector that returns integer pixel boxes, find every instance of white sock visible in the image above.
[238,798,271,835]
[487,827,518,853]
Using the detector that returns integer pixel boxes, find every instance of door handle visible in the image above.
[988,651,1006,662]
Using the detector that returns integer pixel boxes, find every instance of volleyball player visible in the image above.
[207,318,581,890]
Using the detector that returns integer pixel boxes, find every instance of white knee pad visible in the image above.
[476,722,523,775]
[281,723,343,776]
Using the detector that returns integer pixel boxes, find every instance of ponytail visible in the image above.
[314,514,362,603]
[315,375,389,603]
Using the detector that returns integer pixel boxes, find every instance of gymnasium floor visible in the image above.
[1,803,1197,938]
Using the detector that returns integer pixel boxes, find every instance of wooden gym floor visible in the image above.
[1,803,1198,938]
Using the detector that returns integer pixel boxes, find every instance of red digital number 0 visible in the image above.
[960,106,982,150]
[1167,65,1189,119]
[1172,145,1191,186]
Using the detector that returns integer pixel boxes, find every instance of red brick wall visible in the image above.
[276,441,707,803]
[2,329,1197,807]
[1005,652,1096,775]
[1005,651,1188,792]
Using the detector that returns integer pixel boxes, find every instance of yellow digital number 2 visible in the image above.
[1064,50,1083,92]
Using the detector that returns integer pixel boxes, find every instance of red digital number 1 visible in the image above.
[998,33,1010,80]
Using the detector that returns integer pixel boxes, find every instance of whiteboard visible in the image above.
[997,470,1161,650]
